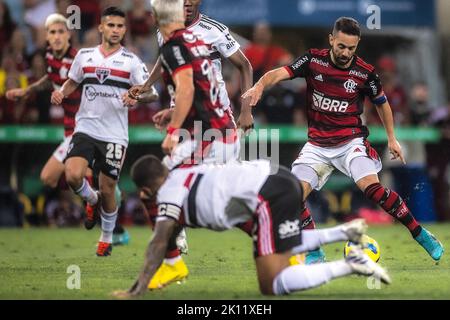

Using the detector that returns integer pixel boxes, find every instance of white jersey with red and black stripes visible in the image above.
[156,160,271,231]
[68,46,149,146]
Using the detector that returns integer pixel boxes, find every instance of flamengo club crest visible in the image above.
[95,67,110,83]
[344,78,357,93]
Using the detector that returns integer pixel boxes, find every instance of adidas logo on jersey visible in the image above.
[314,74,323,81]
[109,169,118,176]
[354,147,362,153]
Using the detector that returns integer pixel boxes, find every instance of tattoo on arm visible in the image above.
[27,75,51,94]
[138,86,159,103]
[129,219,177,295]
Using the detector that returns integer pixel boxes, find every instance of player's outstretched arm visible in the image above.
[242,67,291,107]
[51,79,79,105]
[128,57,163,99]
[114,219,176,298]
[6,75,50,101]
[228,50,254,130]
[374,100,406,164]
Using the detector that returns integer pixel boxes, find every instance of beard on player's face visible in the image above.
[332,47,354,66]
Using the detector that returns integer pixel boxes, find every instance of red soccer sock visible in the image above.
[364,183,422,237]
[165,249,181,259]
[300,203,316,230]
[237,219,254,236]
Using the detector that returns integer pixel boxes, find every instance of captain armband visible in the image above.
[157,203,181,221]
[372,95,387,106]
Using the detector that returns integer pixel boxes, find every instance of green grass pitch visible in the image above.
[0,223,449,299]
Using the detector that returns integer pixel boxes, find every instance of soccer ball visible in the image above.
[344,235,381,263]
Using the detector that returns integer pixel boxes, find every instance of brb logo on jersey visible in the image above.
[312,90,349,113]
[95,68,110,84]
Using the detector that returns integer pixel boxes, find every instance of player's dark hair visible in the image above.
[332,17,361,37]
[101,6,126,19]
[131,155,167,189]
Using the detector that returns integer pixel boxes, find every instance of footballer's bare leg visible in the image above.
[66,157,99,229]
[96,172,119,256]
[255,252,291,295]
[40,156,65,188]
[65,157,97,204]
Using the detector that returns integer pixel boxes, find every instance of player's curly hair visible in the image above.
[131,155,167,190]
[332,17,361,37]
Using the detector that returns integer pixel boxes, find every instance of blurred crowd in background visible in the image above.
[1,0,450,228]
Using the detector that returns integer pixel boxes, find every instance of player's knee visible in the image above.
[40,171,58,188]
[99,181,116,198]
[64,165,83,188]
[258,279,275,296]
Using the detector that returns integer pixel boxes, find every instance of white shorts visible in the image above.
[162,135,241,170]
[52,135,72,163]
[291,138,382,190]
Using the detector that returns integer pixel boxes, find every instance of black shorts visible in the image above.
[65,132,126,180]
[253,166,303,258]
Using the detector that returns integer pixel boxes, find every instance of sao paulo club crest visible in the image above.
[95,68,110,84]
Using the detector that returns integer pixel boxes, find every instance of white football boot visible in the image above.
[176,228,189,255]
[341,218,368,243]
[346,247,391,284]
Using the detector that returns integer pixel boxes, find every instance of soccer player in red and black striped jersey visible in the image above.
[156,4,236,166]
[6,13,80,189]
[243,17,444,263]
[134,0,238,290]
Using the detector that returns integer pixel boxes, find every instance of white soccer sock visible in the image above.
[272,260,352,295]
[99,206,118,243]
[75,178,98,205]
[164,256,182,265]
[291,227,348,254]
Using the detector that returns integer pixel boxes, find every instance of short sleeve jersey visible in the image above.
[159,29,235,134]
[284,48,384,147]
[68,46,149,146]
[157,13,240,110]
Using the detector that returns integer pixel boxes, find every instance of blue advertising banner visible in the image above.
[201,0,435,28]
